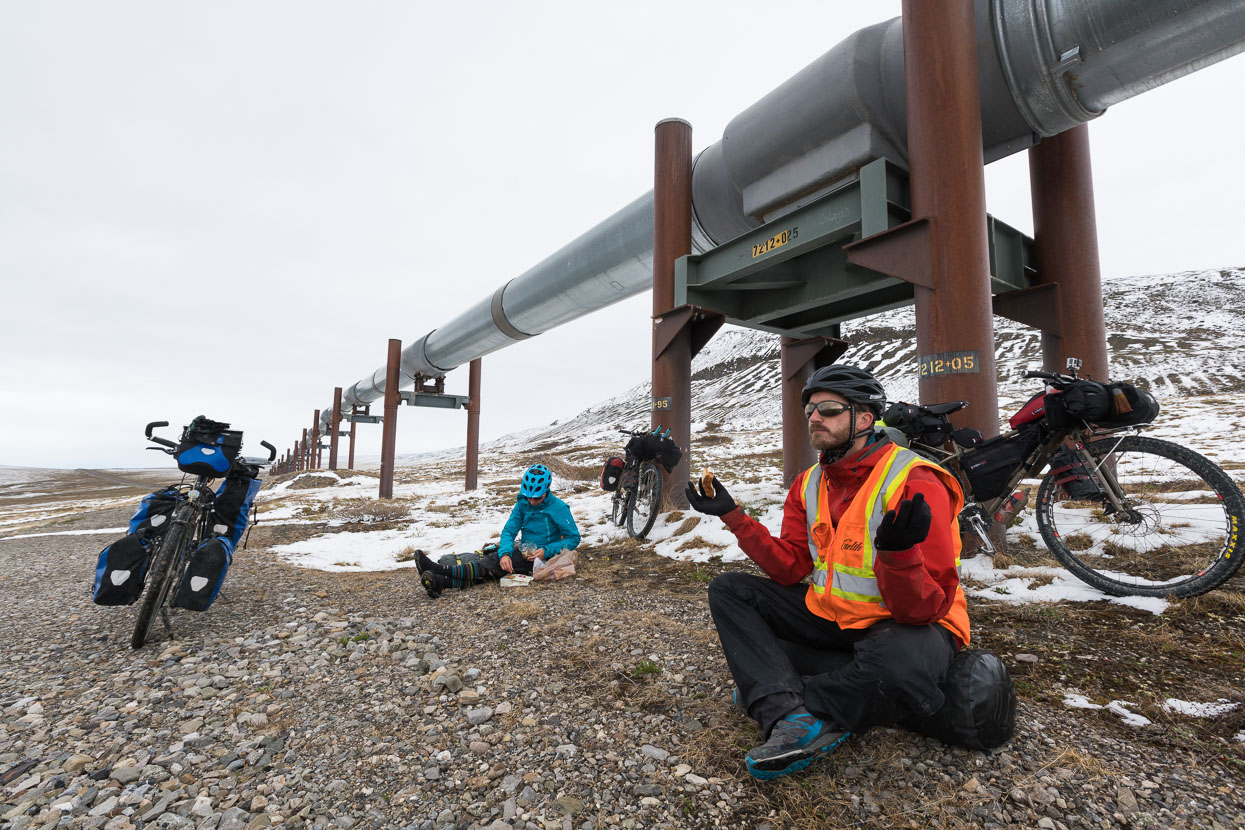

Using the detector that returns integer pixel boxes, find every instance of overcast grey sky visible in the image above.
[3,1,1243,470]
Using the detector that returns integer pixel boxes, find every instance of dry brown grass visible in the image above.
[496,599,543,619]
[670,516,702,536]
[333,498,411,524]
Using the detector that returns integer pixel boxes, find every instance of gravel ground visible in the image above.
[1,494,1242,830]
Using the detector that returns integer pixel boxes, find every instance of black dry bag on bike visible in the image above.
[960,426,1042,501]
[1099,382,1160,426]
[171,537,233,612]
[92,535,151,606]
[211,470,262,547]
[600,457,625,491]
[128,487,180,540]
[175,416,242,477]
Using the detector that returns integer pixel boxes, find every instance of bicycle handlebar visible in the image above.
[144,421,178,449]
[260,440,276,462]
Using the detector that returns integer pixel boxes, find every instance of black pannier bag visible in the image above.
[960,426,1042,501]
[627,433,684,471]
[900,648,1017,751]
[600,457,625,491]
[171,537,233,612]
[1100,382,1160,426]
[882,402,953,447]
[175,416,243,478]
[92,535,151,605]
[210,469,262,547]
[128,487,181,540]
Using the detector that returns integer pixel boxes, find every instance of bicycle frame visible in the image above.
[908,420,1138,553]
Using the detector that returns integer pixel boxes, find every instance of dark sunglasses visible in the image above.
[803,401,851,419]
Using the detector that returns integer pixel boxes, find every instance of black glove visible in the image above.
[685,476,737,517]
[874,492,931,551]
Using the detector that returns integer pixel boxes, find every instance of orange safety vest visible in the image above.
[800,444,971,645]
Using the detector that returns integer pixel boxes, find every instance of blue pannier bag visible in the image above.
[92,535,151,605]
[210,470,261,548]
[175,416,242,477]
[171,537,233,612]
[128,487,181,541]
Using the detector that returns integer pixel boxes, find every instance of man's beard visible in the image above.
[809,426,852,453]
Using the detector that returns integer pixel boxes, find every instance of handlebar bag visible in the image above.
[1098,382,1160,426]
[92,535,151,605]
[600,456,625,491]
[175,429,243,477]
[171,537,233,612]
[210,470,262,548]
[128,487,181,540]
[626,433,684,471]
[960,425,1042,501]
[434,551,491,585]
[1059,380,1112,422]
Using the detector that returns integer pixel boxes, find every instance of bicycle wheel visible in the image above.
[627,462,664,540]
[1036,435,1245,597]
[131,517,191,648]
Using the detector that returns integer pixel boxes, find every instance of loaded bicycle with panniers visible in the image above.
[599,425,683,540]
[882,358,1244,598]
[91,416,275,648]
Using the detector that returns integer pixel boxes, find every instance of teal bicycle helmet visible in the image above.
[519,464,552,499]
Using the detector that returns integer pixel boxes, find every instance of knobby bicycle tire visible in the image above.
[130,509,193,648]
[627,462,664,540]
[1035,435,1245,598]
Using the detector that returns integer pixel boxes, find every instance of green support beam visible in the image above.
[674,158,1035,339]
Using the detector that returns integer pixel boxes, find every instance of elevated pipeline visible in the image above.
[322,0,1245,427]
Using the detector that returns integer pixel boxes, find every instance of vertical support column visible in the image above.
[311,410,321,471]
[378,339,402,499]
[348,406,359,470]
[652,117,694,509]
[328,387,343,471]
[902,0,1000,437]
[1029,124,1110,381]
[299,431,307,471]
[465,358,482,491]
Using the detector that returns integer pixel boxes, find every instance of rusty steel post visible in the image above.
[311,410,320,471]
[328,388,343,470]
[348,407,359,470]
[299,431,307,471]
[781,338,815,486]
[903,0,1000,438]
[1029,124,1110,382]
[652,118,694,510]
[779,335,849,486]
[465,358,482,491]
[378,339,402,499]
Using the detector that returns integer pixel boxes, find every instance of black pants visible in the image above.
[707,572,957,737]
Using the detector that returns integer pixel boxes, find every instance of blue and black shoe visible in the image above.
[745,712,850,780]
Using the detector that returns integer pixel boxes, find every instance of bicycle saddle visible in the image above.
[925,401,968,415]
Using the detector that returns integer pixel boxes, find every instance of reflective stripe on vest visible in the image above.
[803,446,930,600]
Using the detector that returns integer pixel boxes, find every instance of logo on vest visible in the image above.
[841,538,865,553]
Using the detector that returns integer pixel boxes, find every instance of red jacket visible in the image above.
[722,438,964,632]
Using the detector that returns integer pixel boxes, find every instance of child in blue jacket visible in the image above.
[417,464,580,597]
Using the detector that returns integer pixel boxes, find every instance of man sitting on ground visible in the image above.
[685,364,969,780]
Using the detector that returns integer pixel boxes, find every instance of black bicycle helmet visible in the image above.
[800,364,886,414]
